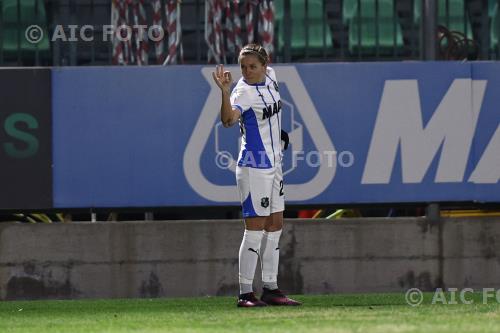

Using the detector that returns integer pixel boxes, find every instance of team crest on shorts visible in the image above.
[261,197,270,208]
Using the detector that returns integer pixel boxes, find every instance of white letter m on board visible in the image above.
[362,79,486,184]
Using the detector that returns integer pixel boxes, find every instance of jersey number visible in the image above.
[279,181,284,196]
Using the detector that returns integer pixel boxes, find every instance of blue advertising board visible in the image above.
[52,62,499,208]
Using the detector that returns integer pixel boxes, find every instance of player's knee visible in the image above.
[245,216,266,230]
[265,215,283,232]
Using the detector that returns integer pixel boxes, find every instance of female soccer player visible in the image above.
[212,44,300,307]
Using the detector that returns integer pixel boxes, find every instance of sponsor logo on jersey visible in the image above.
[262,100,282,120]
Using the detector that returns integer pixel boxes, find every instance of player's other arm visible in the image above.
[212,65,240,128]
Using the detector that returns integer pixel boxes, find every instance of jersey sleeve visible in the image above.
[266,66,277,81]
[230,86,252,114]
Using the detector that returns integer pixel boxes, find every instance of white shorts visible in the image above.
[236,163,285,218]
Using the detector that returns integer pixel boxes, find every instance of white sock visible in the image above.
[261,229,282,290]
[239,229,264,294]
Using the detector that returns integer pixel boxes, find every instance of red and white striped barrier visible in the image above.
[245,0,255,44]
[112,0,128,65]
[232,0,243,55]
[259,0,274,60]
[164,0,182,65]
[152,0,165,64]
[225,0,235,57]
[132,0,148,65]
[205,0,224,63]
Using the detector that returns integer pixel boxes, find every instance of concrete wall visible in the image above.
[1,217,499,300]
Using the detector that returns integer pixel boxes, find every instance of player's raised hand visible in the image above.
[212,64,233,93]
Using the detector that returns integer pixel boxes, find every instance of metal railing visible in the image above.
[0,0,495,66]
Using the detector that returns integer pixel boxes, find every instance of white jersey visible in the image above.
[230,67,282,169]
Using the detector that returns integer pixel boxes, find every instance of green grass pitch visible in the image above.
[1,293,500,333]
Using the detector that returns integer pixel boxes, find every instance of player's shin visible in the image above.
[261,229,282,290]
[238,229,264,294]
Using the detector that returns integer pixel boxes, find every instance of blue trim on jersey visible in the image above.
[243,79,266,86]
[267,118,276,165]
[267,85,281,134]
[265,74,276,84]
[242,192,258,218]
[232,104,243,113]
[256,86,276,165]
[267,85,277,103]
[238,108,272,168]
